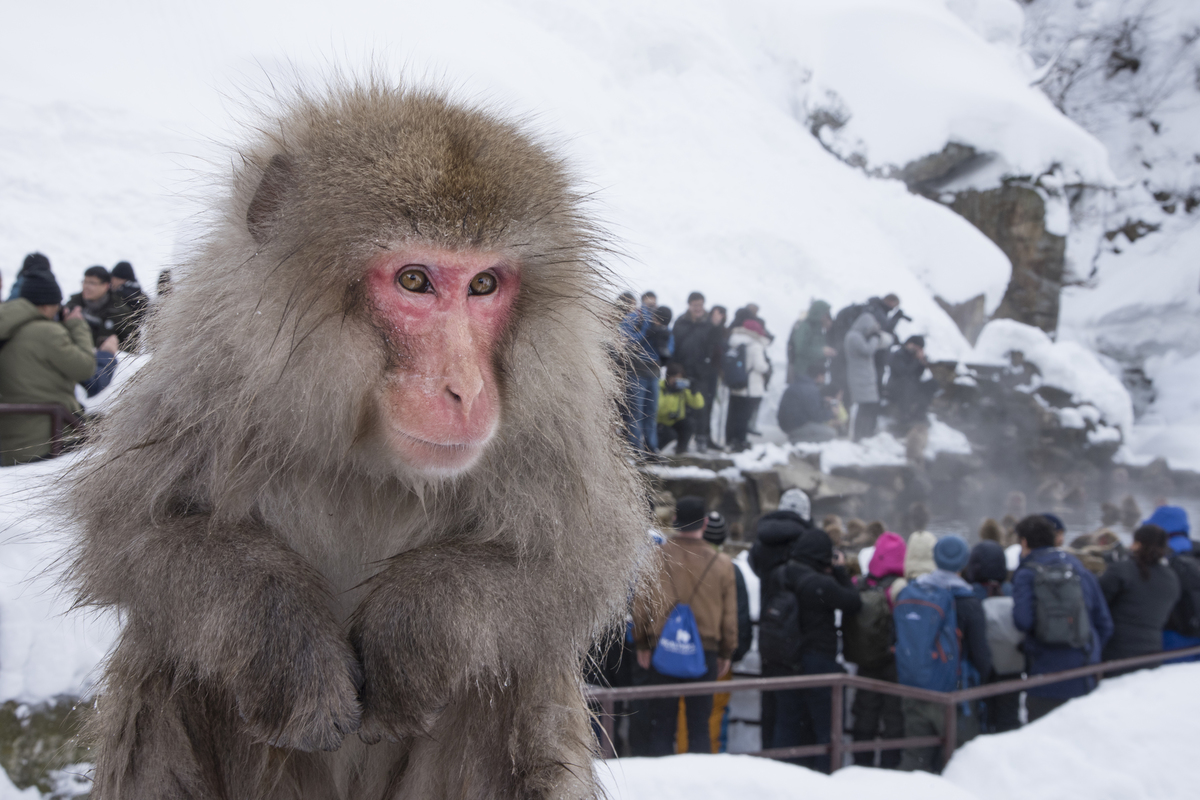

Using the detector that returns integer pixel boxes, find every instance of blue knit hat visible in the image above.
[934,535,970,573]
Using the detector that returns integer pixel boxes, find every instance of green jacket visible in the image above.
[787,299,831,380]
[0,299,95,465]
[657,380,705,426]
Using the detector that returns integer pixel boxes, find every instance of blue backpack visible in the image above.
[723,343,749,390]
[893,580,961,692]
[652,553,720,679]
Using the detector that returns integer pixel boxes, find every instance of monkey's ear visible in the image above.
[247,154,296,244]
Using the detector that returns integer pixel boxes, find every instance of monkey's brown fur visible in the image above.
[65,80,651,799]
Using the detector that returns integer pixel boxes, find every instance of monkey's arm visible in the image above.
[349,541,574,741]
[76,519,361,751]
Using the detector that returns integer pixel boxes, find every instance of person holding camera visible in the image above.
[657,362,706,455]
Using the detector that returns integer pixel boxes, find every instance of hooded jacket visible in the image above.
[867,532,906,582]
[1145,506,1192,554]
[749,510,810,610]
[1014,548,1114,698]
[0,298,95,464]
[843,312,892,405]
[727,324,771,398]
[772,530,862,658]
[787,299,831,381]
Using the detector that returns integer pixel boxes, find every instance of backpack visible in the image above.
[1029,559,1092,649]
[829,303,867,355]
[842,576,897,668]
[758,561,814,669]
[1167,552,1200,638]
[982,595,1025,676]
[652,552,719,679]
[723,343,749,390]
[893,580,960,692]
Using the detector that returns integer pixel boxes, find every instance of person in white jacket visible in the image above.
[724,316,771,452]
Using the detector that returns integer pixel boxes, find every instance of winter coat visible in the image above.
[66,291,138,350]
[733,565,752,663]
[1013,548,1115,698]
[1099,558,1181,661]
[787,299,830,381]
[673,313,716,385]
[657,380,704,426]
[634,536,739,659]
[776,375,830,434]
[843,312,892,405]
[749,510,811,608]
[0,299,95,465]
[966,541,1012,599]
[727,325,771,398]
[885,346,935,424]
[620,306,661,379]
[775,530,862,659]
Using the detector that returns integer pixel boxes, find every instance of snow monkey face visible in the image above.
[366,245,519,476]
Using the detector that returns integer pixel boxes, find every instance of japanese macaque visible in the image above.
[65,81,651,799]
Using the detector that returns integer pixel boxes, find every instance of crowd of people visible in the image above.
[0,252,161,465]
[598,493,1199,772]
[617,289,935,456]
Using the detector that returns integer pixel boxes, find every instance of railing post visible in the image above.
[941,699,957,769]
[600,699,616,759]
[50,409,63,457]
[829,675,844,773]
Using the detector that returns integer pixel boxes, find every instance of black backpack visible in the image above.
[1167,552,1200,638]
[1029,558,1092,649]
[759,561,815,669]
[722,343,749,390]
[829,303,867,353]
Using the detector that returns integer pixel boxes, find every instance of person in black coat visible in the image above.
[777,361,836,442]
[885,335,937,433]
[673,292,717,449]
[773,527,861,773]
[1100,524,1181,671]
[747,489,813,749]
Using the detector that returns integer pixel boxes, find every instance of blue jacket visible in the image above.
[1013,548,1114,699]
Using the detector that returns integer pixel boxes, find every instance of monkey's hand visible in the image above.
[349,542,524,744]
[75,520,362,752]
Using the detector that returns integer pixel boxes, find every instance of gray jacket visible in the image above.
[843,312,891,405]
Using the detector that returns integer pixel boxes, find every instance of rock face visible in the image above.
[950,186,1065,334]
[894,143,1069,336]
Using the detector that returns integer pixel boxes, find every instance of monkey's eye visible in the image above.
[397,269,430,293]
[469,272,497,296]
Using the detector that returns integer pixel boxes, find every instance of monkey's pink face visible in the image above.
[367,246,519,476]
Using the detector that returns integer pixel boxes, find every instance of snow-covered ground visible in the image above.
[601,662,1200,800]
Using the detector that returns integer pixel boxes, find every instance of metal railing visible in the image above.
[0,403,83,458]
[587,644,1200,769]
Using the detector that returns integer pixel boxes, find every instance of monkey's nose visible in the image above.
[444,368,485,416]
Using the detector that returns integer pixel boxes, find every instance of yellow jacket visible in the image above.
[657,379,705,426]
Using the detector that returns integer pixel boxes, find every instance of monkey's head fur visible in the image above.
[67,78,651,634]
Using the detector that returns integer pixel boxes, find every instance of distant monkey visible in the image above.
[66,81,651,799]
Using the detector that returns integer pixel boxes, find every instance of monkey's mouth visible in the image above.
[392,430,492,474]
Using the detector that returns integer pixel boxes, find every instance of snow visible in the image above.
[0,457,117,704]
[973,318,1134,433]
[600,663,1200,800]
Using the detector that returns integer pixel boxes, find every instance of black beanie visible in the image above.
[21,270,63,306]
[112,261,136,281]
[675,496,707,532]
[21,252,51,275]
[702,511,728,545]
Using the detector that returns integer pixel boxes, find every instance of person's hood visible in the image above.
[965,541,1008,584]
[806,299,831,323]
[0,298,46,339]
[791,528,833,570]
[916,569,974,596]
[755,510,807,545]
[869,532,906,578]
[730,326,769,347]
[904,531,937,579]
[1145,505,1189,536]
[850,311,881,338]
